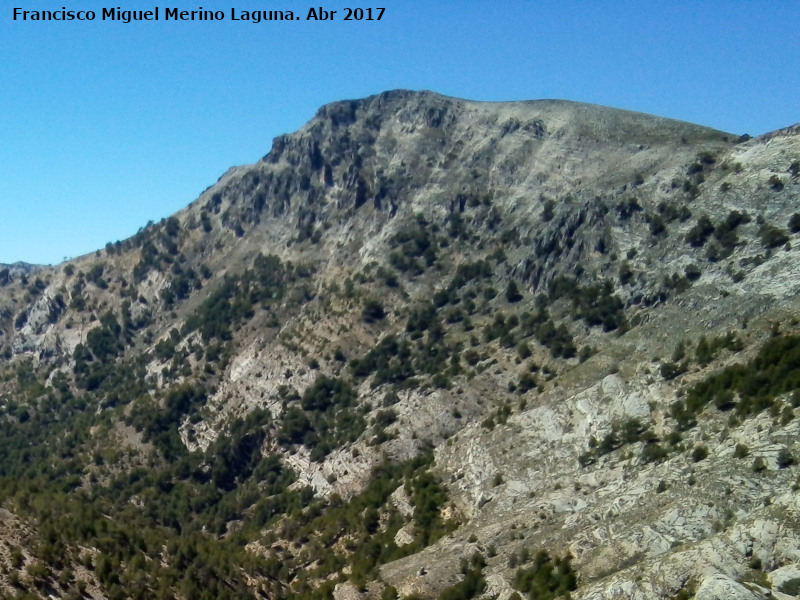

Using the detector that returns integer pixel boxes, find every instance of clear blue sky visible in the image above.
[1,1,798,265]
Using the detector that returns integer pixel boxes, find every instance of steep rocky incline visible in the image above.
[0,91,799,600]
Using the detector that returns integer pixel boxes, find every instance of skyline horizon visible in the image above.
[3,1,797,265]
[1,87,778,268]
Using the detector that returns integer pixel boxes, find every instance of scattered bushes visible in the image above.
[578,419,658,466]
[388,215,439,275]
[133,383,209,459]
[184,253,291,341]
[676,333,800,428]
[439,554,486,600]
[277,375,365,461]
[709,210,750,259]
[513,550,577,600]
[549,276,625,332]
[660,361,687,381]
[616,197,642,221]
[685,216,715,248]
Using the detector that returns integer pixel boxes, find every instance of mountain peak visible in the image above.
[0,91,798,600]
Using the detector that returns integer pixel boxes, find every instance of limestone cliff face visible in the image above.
[0,92,799,600]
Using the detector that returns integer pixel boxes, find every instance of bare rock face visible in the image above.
[1,91,799,599]
[694,574,762,600]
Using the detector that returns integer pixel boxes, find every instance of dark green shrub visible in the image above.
[691,445,709,462]
[362,299,387,323]
[684,264,702,282]
[695,335,713,366]
[464,349,480,366]
[518,372,538,393]
[660,361,687,380]
[616,197,642,220]
[164,216,180,237]
[87,263,107,288]
[648,214,666,236]
[642,443,668,463]
[200,210,212,232]
[506,281,523,303]
[685,216,715,247]
[578,345,594,363]
[542,199,555,222]
[596,431,619,456]
[374,409,397,428]
[697,151,717,166]
[382,586,399,600]
[777,448,795,469]
[618,261,634,285]
[789,213,800,233]
[759,223,789,249]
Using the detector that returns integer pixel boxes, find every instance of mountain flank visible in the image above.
[0,90,799,600]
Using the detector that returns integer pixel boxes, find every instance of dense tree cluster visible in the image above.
[673,333,800,428]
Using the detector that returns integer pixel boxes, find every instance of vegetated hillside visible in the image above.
[0,90,799,600]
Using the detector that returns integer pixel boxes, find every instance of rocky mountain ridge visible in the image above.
[0,90,799,600]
